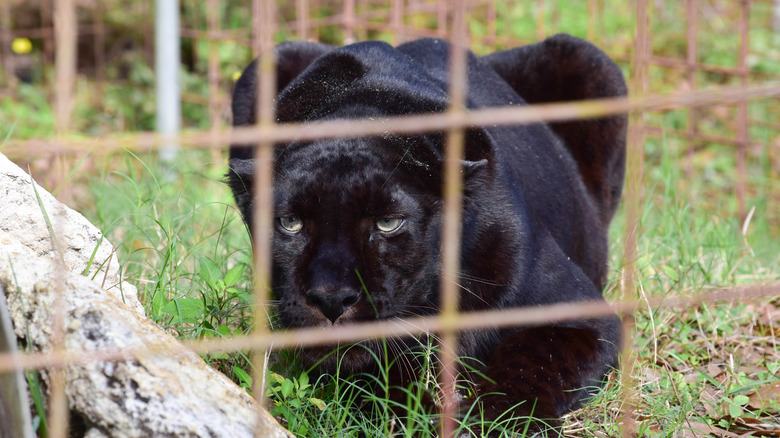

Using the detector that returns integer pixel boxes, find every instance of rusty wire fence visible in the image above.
[1,0,780,437]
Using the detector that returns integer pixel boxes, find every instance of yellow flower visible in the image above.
[12,38,33,55]
[232,71,242,82]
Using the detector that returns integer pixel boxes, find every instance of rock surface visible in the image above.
[0,152,143,315]
[0,153,291,438]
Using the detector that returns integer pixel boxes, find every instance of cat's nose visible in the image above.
[305,288,360,323]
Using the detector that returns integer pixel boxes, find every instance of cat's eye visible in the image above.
[376,217,403,233]
[278,217,303,233]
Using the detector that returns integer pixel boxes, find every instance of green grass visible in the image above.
[62,131,777,437]
[2,1,779,436]
[10,107,780,434]
[567,128,780,436]
[75,150,565,434]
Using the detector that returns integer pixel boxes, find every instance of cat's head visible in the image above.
[226,41,494,372]
[229,132,493,370]
[228,120,495,374]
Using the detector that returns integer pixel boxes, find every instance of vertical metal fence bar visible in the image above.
[296,0,309,40]
[624,0,648,320]
[439,0,468,436]
[772,137,780,218]
[588,0,597,43]
[207,0,220,127]
[46,258,69,438]
[620,0,649,436]
[486,0,496,46]
[356,0,367,41]
[41,1,54,66]
[46,225,69,438]
[155,0,181,165]
[735,0,750,219]
[0,0,16,94]
[599,0,607,44]
[774,0,780,37]
[250,1,277,434]
[344,0,356,44]
[685,0,698,178]
[207,0,221,163]
[311,0,321,41]
[391,0,403,44]
[551,1,560,35]
[143,1,155,67]
[437,0,447,38]
[54,0,76,135]
[93,3,106,106]
[536,0,546,41]
[50,0,77,434]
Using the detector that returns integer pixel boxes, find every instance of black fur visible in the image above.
[228,35,627,432]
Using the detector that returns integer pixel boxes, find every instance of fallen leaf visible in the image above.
[732,416,780,435]
[681,420,739,437]
[748,381,780,411]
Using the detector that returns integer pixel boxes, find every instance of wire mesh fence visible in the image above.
[1,0,779,437]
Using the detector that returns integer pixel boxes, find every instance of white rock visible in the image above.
[0,152,291,438]
[0,152,143,315]
[1,234,290,437]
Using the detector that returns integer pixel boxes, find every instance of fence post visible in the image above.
[0,1,16,95]
[155,0,181,165]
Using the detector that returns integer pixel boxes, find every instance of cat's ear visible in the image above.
[274,51,369,122]
[276,41,336,92]
[461,128,495,182]
[226,158,254,189]
[231,42,334,128]
[225,158,256,230]
[461,158,488,179]
[230,42,334,160]
[276,41,451,123]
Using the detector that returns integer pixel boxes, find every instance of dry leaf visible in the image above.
[748,381,780,411]
[681,420,739,437]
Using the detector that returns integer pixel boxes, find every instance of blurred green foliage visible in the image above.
[1,0,778,143]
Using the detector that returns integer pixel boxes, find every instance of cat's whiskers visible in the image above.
[397,305,439,317]
[457,272,506,287]
[440,277,491,307]
[388,338,418,381]
[383,325,430,383]
[394,317,457,362]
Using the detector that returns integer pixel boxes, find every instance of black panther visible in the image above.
[227,34,627,433]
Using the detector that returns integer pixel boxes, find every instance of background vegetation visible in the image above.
[1,0,778,436]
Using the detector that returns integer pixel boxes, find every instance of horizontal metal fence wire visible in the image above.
[0,0,779,437]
